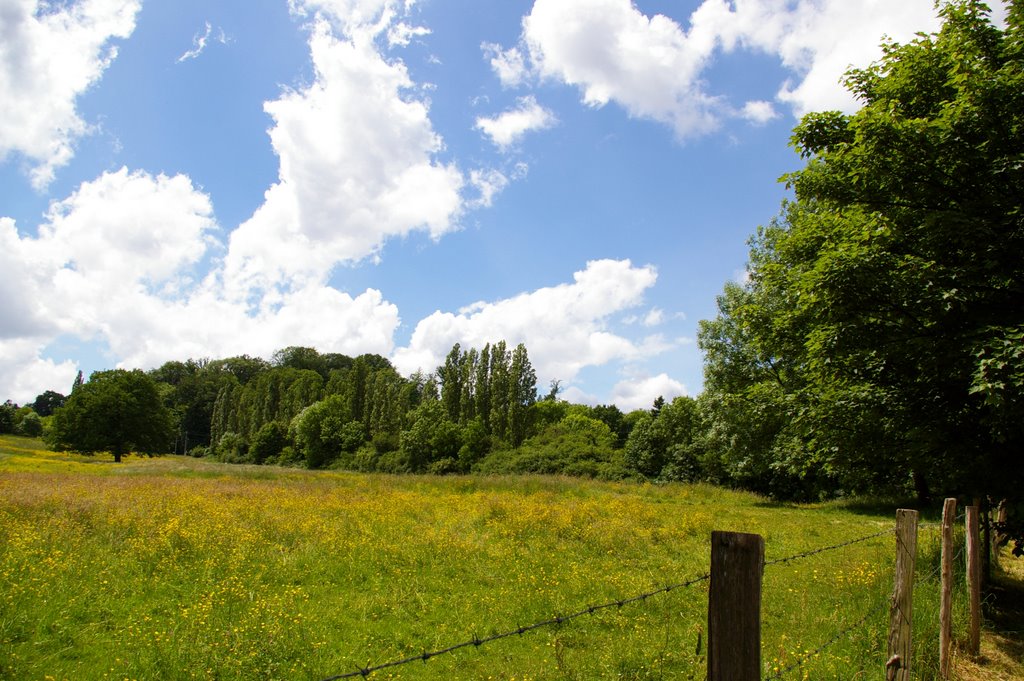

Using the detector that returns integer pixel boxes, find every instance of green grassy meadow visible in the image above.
[0,435,967,680]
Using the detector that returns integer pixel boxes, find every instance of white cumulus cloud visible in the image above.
[482,42,529,87]
[0,338,79,406]
[691,0,945,115]
[392,259,672,386]
[475,96,557,149]
[611,373,687,412]
[0,0,141,188]
[222,19,466,297]
[520,0,722,138]
[0,168,403,403]
[498,0,955,139]
[741,99,778,125]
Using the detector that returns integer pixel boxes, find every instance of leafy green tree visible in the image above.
[209,377,242,454]
[623,413,660,477]
[208,355,270,385]
[589,404,630,448]
[249,421,289,464]
[438,343,465,423]
[507,343,538,447]
[528,399,569,435]
[400,399,460,472]
[291,395,352,469]
[15,408,43,437]
[474,343,492,431]
[272,346,326,377]
[31,390,66,417]
[488,341,510,442]
[484,413,623,479]
[49,370,174,462]
[0,401,16,434]
[700,0,1024,503]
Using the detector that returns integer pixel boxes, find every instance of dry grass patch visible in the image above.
[954,550,1024,681]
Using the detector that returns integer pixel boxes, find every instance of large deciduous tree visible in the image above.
[700,0,1023,502]
[49,370,174,462]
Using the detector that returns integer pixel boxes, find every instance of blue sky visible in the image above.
[2,0,986,409]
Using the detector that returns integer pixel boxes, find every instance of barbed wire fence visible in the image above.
[321,571,712,680]
[318,507,984,680]
[763,515,968,680]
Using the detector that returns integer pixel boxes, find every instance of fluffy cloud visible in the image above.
[521,0,722,138]
[741,100,778,125]
[691,0,944,115]
[0,169,402,403]
[610,373,687,412]
[476,96,557,149]
[0,339,79,407]
[392,259,672,385]
[500,0,950,138]
[0,0,140,188]
[482,42,529,88]
[222,19,465,296]
[289,0,429,43]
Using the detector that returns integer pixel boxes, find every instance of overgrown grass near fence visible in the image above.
[0,435,967,679]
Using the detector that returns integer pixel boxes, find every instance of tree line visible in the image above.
[16,342,702,481]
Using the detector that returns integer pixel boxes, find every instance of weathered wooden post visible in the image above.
[966,505,982,656]
[939,498,956,679]
[708,531,764,681]
[887,509,918,681]
[993,500,1007,570]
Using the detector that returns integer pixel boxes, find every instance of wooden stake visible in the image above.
[708,531,764,681]
[994,500,1007,570]
[887,509,918,681]
[966,505,982,656]
[939,498,956,679]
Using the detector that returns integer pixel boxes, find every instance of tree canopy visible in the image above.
[49,370,174,462]
[699,0,1023,504]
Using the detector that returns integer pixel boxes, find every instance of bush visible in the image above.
[249,421,289,464]
[16,411,43,437]
[427,457,461,475]
[216,432,249,463]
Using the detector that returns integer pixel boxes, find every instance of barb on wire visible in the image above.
[764,526,895,568]
[320,571,711,681]
[764,592,890,680]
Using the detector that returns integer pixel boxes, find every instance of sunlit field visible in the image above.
[1,435,966,680]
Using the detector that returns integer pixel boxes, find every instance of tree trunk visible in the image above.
[113,445,123,463]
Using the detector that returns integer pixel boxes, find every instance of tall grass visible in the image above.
[0,435,969,679]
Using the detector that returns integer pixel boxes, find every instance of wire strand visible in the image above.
[764,527,895,568]
[319,571,711,680]
[764,592,890,680]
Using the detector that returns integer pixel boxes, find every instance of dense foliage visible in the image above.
[698,0,1022,541]
[48,370,174,462]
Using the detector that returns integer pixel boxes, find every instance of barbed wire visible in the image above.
[319,571,711,680]
[919,510,966,531]
[319,515,966,680]
[768,523,967,680]
[764,526,895,568]
[764,591,891,680]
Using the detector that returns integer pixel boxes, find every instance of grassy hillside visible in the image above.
[0,435,964,679]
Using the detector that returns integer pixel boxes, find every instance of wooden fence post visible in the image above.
[708,531,764,681]
[887,509,918,681]
[966,505,982,656]
[993,500,1007,570]
[939,498,956,679]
